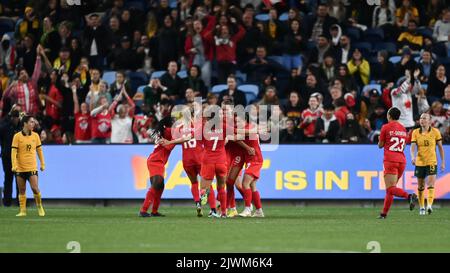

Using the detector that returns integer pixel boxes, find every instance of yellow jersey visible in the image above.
[11,131,45,172]
[411,127,442,166]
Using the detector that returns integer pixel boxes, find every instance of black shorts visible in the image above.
[414,165,437,179]
[15,171,38,180]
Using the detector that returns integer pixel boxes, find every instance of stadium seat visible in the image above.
[363,28,384,44]
[0,18,14,35]
[255,14,270,21]
[362,84,382,95]
[235,70,247,84]
[239,84,259,97]
[150,70,166,79]
[137,85,146,93]
[177,70,188,79]
[414,56,420,63]
[128,71,148,92]
[374,42,397,55]
[389,56,402,64]
[279,12,288,21]
[212,84,227,93]
[267,55,283,65]
[102,71,116,86]
[169,0,177,8]
[244,92,257,104]
[421,84,428,91]
[345,27,361,42]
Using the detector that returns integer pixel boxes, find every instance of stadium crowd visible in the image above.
[0,0,449,144]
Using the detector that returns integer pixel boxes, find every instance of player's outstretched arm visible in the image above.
[162,135,192,146]
[410,142,417,165]
[437,140,445,171]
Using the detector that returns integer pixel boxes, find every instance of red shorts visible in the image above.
[200,163,227,180]
[244,162,263,179]
[147,162,165,178]
[184,164,201,179]
[383,161,406,176]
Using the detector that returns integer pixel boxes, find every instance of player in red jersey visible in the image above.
[199,107,230,218]
[237,114,265,218]
[139,116,176,217]
[378,107,417,219]
[164,107,217,217]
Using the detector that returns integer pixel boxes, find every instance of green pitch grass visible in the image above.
[1,205,450,253]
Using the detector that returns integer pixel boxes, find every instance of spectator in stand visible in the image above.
[72,85,91,144]
[338,112,367,143]
[283,91,304,126]
[334,34,352,65]
[135,34,153,76]
[265,8,286,56]
[86,80,112,108]
[15,6,40,42]
[16,34,37,77]
[107,15,125,50]
[315,103,340,143]
[440,85,450,114]
[110,87,136,144]
[160,61,184,101]
[308,35,335,66]
[156,15,180,71]
[242,45,287,85]
[371,50,395,85]
[57,21,73,52]
[337,64,358,96]
[397,20,424,53]
[282,19,305,71]
[40,16,60,62]
[109,71,132,99]
[285,68,302,94]
[43,70,63,129]
[218,75,246,106]
[2,45,44,116]
[82,13,110,69]
[329,24,342,48]
[238,10,263,66]
[425,0,446,28]
[185,14,215,88]
[395,0,419,29]
[347,48,370,89]
[334,97,349,126]
[305,3,338,42]
[257,85,279,106]
[366,103,388,143]
[417,49,437,84]
[280,118,302,143]
[394,47,417,80]
[143,78,165,115]
[213,16,246,83]
[53,47,73,75]
[428,64,448,104]
[90,96,113,144]
[415,85,430,116]
[108,35,139,71]
[183,65,207,98]
[301,73,327,102]
[372,0,395,30]
[319,53,337,85]
[206,92,218,106]
[300,96,322,142]
[328,85,343,106]
[360,89,385,123]
[433,9,450,52]
[0,34,16,72]
[429,101,448,136]
[390,69,420,130]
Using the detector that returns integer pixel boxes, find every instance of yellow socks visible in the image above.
[427,187,435,208]
[34,192,45,216]
[418,188,425,208]
[16,194,27,217]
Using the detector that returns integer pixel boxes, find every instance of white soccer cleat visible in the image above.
[252,208,265,218]
[427,206,433,215]
[208,210,221,218]
[239,207,252,217]
[419,208,426,215]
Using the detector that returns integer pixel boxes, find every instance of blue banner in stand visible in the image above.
[0,145,449,199]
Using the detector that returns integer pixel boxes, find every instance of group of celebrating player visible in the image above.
[139,99,265,218]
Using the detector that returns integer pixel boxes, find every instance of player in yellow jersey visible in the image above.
[410,113,445,215]
[11,115,46,217]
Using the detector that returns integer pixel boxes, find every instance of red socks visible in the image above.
[191,181,200,203]
[226,178,236,208]
[208,185,216,209]
[141,187,155,213]
[218,187,227,215]
[252,191,262,209]
[152,188,164,214]
[244,188,252,207]
[382,186,409,215]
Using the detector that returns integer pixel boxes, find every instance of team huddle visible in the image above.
[139,101,264,218]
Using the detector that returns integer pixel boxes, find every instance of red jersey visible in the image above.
[300,108,322,137]
[74,112,91,141]
[244,124,263,164]
[46,84,63,120]
[91,111,112,139]
[178,122,204,166]
[379,121,407,163]
[202,123,227,164]
[148,128,175,165]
